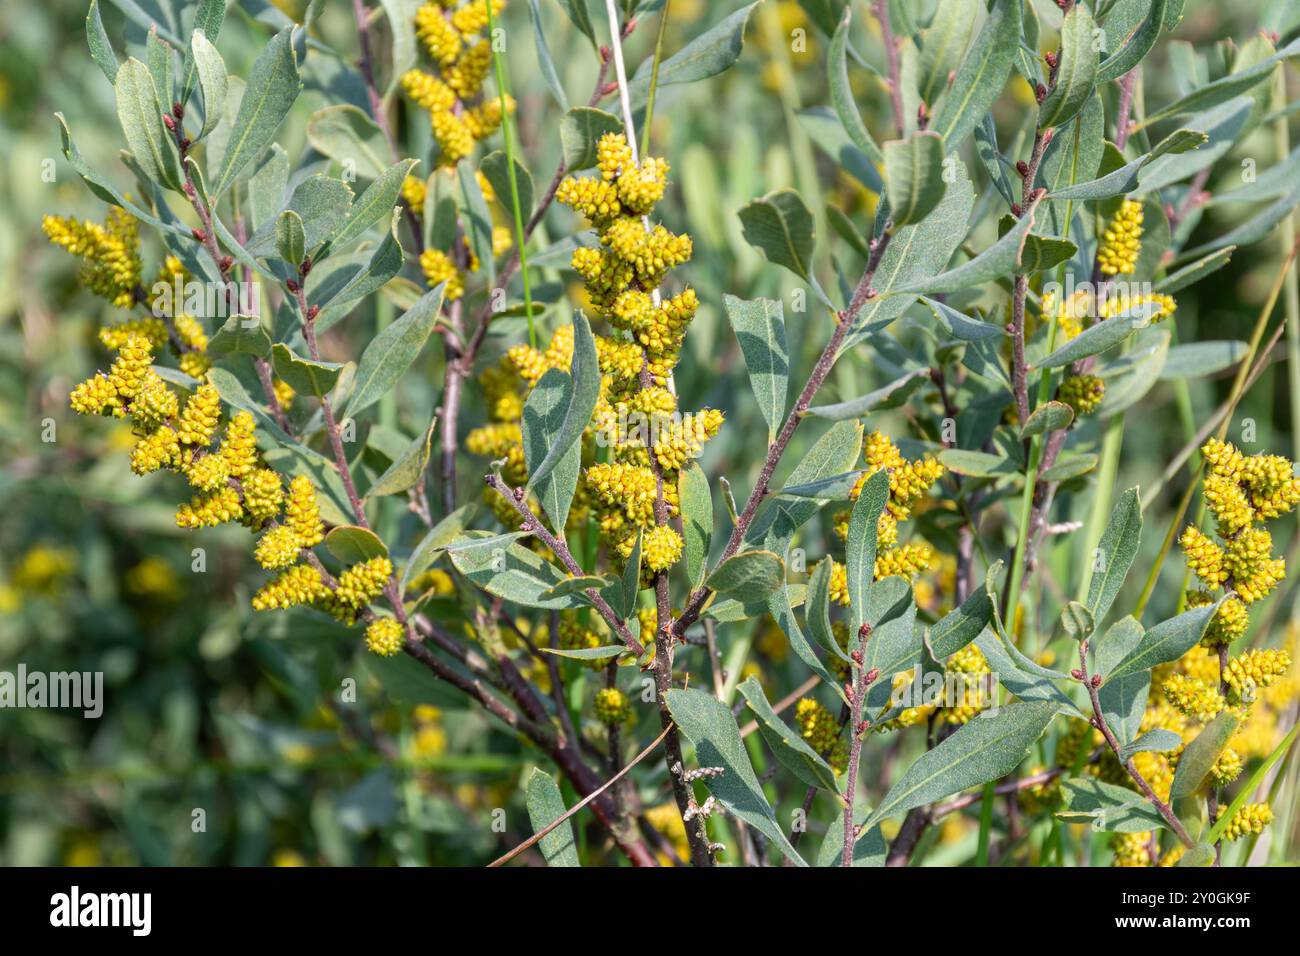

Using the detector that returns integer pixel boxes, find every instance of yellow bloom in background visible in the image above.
[365,617,406,657]
[1097,199,1144,276]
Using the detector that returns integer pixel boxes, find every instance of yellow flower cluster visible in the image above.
[66,321,396,640]
[829,432,943,586]
[1058,374,1105,417]
[42,209,141,308]
[1042,286,1176,342]
[1110,832,1154,867]
[365,617,406,656]
[795,697,847,772]
[1097,199,1144,276]
[1216,802,1272,842]
[1181,439,1299,620]
[406,2,509,166]
[594,687,632,725]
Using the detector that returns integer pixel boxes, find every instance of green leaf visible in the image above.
[930,585,993,658]
[271,343,344,397]
[401,502,477,590]
[843,156,976,346]
[706,551,785,604]
[1057,778,1169,833]
[1170,711,1240,800]
[207,315,272,358]
[525,768,580,867]
[1020,400,1074,439]
[1098,0,1167,83]
[738,677,838,792]
[744,420,863,547]
[1059,601,1094,641]
[864,700,1058,828]
[305,103,388,181]
[1142,35,1299,125]
[938,449,1019,477]
[723,295,788,442]
[918,0,978,104]
[1176,844,1217,867]
[664,688,807,866]
[379,0,419,97]
[1037,312,1149,369]
[211,28,301,197]
[538,574,617,603]
[326,158,419,255]
[930,0,1020,149]
[1041,453,1098,482]
[87,0,119,84]
[1039,3,1098,129]
[1155,247,1235,294]
[557,0,596,45]
[558,107,623,170]
[314,213,406,331]
[480,150,535,224]
[1016,230,1077,275]
[527,0,569,109]
[895,197,1040,293]
[1106,602,1219,682]
[860,576,919,676]
[527,313,600,491]
[521,368,582,532]
[190,29,228,140]
[805,368,929,420]
[1120,728,1184,762]
[457,158,495,284]
[845,470,890,636]
[679,462,713,590]
[540,645,624,662]
[324,525,389,563]
[1087,488,1142,623]
[346,284,444,418]
[828,8,882,164]
[626,2,760,109]
[181,0,227,104]
[883,130,946,227]
[737,189,816,281]
[275,209,305,265]
[1038,92,1104,235]
[807,558,849,661]
[448,534,582,609]
[1159,340,1248,380]
[115,58,183,191]
[367,416,436,497]
[921,296,1004,341]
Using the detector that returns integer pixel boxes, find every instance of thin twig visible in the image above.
[488,723,673,867]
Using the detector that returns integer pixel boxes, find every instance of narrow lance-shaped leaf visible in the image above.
[829,8,883,164]
[738,677,839,792]
[346,282,445,417]
[930,0,1020,149]
[525,768,580,867]
[190,29,228,140]
[1087,488,1142,622]
[863,700,1058,829]
[846,470,890,641]
[211,28,302,198]
[527,312,600,490]
[1038,3,1098,129]
[87,0,119,84]
[1170,711,1240,800]
[522,368,583,533]
[664,688,807,865]
[678,462,713,590]
[883,130,946,227]
[1106,602,1219,681]
[723,295,788,443]
[115,58,183,191]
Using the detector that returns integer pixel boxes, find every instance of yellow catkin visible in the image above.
[284,475,325,547]
[1097,199,1143,276]
[1216,802,1272,841]
[252,564,328,611]
[594,687,632,725]
[1059,374,1105,416]
[255,525,302,570]
[365,617,406,656]
[420,247,465,299]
